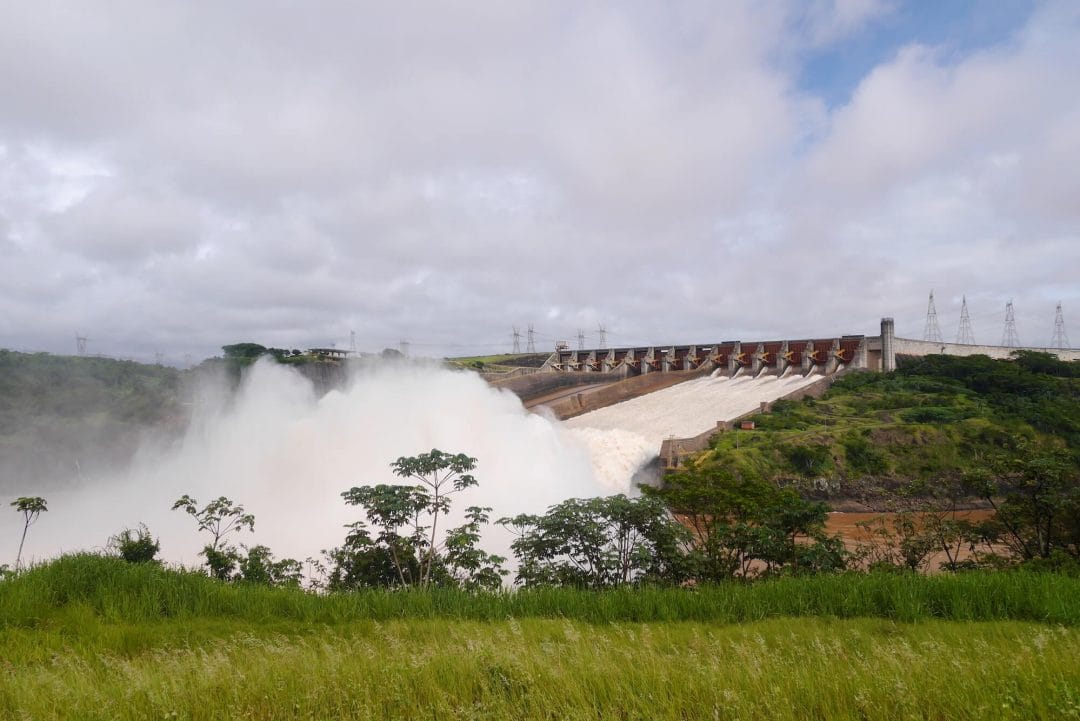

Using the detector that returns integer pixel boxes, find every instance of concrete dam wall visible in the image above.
[560,370,834,488]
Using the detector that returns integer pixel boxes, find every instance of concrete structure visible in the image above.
[540,318,1080,379]
[870,317,1080,371]
[545,335,869,377]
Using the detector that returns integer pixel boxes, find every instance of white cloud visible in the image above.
[0,1,1077,359]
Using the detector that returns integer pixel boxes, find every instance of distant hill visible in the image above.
[0,351,187,493]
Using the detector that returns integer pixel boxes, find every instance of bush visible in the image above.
[782,444,832,477]
[842,434,889,475]
[109,525,160,564]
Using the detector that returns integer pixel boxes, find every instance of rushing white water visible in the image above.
[563,371,827,474]
[7,362,827,571]
[14,360,616,570]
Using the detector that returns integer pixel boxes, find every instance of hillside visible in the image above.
[0,351,187,492]
[686,351,1080,509]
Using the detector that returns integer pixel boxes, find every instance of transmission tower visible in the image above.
[526,324,536,353]
[75,335,88,355]
[1001,300,1020,348]
[399,340,410,357]
[511,327,521,354]
[923,290,943,342]
[155,352,163,366]
[956,296,976,345]
[597,324,607,350]
[577,329,585,350]
[349,330,357,354]
[1051,302,1070,349]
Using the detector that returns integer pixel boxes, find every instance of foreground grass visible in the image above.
[5,554,1080,628]
[2,618,1078,720]
[4,556,1080,719]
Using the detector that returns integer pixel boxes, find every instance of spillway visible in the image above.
[563,371,827,488]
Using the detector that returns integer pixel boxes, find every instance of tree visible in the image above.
[967,441,1080,561]
[500,495,690,588]
[172,495,255,580]
[237,545,303,587]
[644,467,846,580]
[221,343,268,359]
[338,450,505,589]
[11,496,47,569]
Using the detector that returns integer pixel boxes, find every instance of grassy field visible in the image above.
[2,556,1080,719]
[3,617,1078,720]
[5,555,1080,626]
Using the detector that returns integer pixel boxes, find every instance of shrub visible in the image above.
[109,524,160,564]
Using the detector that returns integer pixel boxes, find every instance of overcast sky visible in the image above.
[2,0,1078,363]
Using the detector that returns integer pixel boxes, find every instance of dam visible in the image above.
[490,317,1080,485]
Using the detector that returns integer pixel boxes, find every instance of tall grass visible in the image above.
[3,553,1079,627]
[1,617,1078,720]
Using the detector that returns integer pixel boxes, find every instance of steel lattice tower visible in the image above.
[526,324,536,353]
[511,327,521,354]
[1001,300,1020,348]
[923,290,943,342]
[597,324,607,350]
[1051,302,1070,349]
[577,329,585,351]
[956,296,976,345]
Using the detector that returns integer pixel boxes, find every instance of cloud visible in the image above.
[0,1,1077,360]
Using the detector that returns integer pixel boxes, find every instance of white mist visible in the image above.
[11,360,641,569]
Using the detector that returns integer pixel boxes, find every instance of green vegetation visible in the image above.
[10,496,47,569]
[107,524,160,564]
[2,617,1077,720]
[696,351,1080,491]
[331,450,507,591]
[501,495,691,587]
[0,350,184,488]
[694,353,1079,498]
[3,555,1080,719]
[445,353,550,372]
[5,554,1080,627]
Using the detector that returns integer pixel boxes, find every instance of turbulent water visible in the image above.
[14,361,621,569]
[563,370,827,478]
[8,362,825,570]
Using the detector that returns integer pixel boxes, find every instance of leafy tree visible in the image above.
[237,545,303,587]
[221,343,268,359]
[322,522,409,590]
[109,524,160,563]
[11,496,47,569]
[339,450,505,589]
[967,441,1080,561]
[645,468,845,580]
[500,495,690,588]
[171,495,255,580]
[442,506,508,591]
